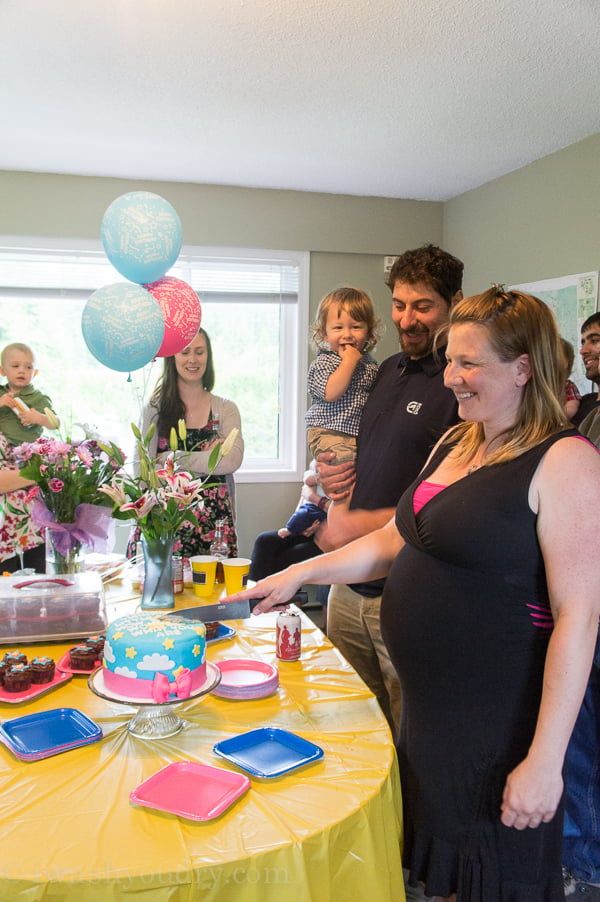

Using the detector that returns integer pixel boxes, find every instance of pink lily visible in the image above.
[99,481,128,507]
[120,494,157,519]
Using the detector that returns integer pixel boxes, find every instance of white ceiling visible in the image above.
[2,0,599,202]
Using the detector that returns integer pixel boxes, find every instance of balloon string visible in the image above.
[127,373,132,383]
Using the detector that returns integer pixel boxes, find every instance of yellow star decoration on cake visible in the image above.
[193,644,202,657]
[112,631,124,640]
[125,646,137,659]
[192,626,204,635]
[173,665,185,679]
[163,638,175,650]
[147,620,164,632]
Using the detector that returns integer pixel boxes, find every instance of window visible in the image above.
[0,238,309,482]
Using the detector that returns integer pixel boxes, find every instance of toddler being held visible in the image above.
[279,286,380,538]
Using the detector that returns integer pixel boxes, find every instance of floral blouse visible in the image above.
[0,435,43,563]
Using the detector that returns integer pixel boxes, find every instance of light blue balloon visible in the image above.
[82,283,165,372]
[101,191,183,284]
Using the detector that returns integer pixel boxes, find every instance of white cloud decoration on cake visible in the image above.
[138,653,176,671]
[114,666,138,679]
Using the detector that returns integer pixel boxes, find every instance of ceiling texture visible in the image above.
[2,0,599,201]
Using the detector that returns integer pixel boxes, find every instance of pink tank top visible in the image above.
[412,480,446,514]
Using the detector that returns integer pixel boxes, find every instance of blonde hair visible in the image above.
[1,342,35,366]
[559,336,575,381]
[444,287,569,466]
[312,287,381,351]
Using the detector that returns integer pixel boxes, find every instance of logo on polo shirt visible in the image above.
[406,401,422,415]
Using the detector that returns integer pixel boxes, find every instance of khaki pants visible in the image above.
[307,428,357,464]
[327,582,401,739]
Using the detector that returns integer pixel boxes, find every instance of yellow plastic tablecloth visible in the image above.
[0,581,405,902]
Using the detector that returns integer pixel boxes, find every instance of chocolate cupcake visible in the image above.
[84,636,105,657]
[204,621,220,640]
[14,598,44,636]
[30,656,56,684]
[4,650,27,668]
[69,645,97,670]
[0,660,10,687]
[4,663,32,692]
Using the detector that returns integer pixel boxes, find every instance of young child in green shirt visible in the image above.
[0,342,59,446]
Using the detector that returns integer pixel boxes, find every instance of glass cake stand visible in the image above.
[88,663,221,739]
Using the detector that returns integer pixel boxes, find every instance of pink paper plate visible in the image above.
[212,659,279,700]
[130,761,250,821]
[0,668,72,704]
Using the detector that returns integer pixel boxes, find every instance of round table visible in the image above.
[0,580,405,901]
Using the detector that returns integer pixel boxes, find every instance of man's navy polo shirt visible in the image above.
[349,347,459,597]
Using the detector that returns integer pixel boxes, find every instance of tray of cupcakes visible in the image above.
[0,649,72,703]
[55,635,105,675]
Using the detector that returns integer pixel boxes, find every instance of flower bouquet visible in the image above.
[99,420,238,608]
[13,425,124,574]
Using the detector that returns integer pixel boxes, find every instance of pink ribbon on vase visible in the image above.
[30,500,115,556]
[151,668,192,703]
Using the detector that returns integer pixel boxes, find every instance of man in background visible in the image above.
[572,312,600,428]
[562,313,600,902]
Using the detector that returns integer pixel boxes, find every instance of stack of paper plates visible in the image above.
[0,708,102,761]
[212,659,279,700]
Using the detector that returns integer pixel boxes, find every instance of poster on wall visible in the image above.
[509,272,598,395]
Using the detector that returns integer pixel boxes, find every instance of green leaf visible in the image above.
[207,443,221,472]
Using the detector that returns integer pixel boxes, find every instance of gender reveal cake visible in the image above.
[103,613,206,702]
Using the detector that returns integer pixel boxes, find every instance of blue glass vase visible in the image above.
[140,533,175,610]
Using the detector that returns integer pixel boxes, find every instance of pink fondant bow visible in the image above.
[151,668,192,703]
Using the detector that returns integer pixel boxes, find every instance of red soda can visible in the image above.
[171,557,184,594]
[276,611,301,661]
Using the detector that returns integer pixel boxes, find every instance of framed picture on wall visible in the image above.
[510,272,598,395]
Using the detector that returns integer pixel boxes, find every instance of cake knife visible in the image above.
[165,592,308,623]
[165,599,256,623]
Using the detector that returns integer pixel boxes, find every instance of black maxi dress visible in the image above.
[380,430,577,902]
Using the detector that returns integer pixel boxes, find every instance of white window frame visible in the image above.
[0,236,309,484]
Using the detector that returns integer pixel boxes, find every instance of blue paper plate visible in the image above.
[213,727,324,778]
[0,707,102,758]
[207,623,236,645]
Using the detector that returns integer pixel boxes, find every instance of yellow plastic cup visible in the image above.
[222,558,252,595]
[190,555,218,597]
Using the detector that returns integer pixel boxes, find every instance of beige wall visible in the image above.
[0,171,442,253]
[443,133,600,295]
[0,170,444,555]
[6,134,596,557]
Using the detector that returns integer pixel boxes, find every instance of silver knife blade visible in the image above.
[166,599,253,623]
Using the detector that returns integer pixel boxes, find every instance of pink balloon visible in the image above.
[144,277,202,357]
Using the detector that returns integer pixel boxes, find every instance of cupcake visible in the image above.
[204,621,220,640]
[30,656,56,684]
[14,598,44,636]
[84,636,105,658]
[0,660,10,687]
[4,650,27,668]
[4,663,32,692]
[68,645,97,670]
